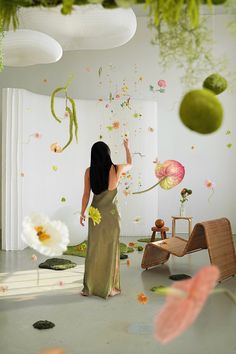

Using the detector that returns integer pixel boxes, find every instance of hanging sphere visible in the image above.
[203,73,228,95]
[179,89,223,134]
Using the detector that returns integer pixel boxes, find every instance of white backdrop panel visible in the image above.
[2,88,158,249]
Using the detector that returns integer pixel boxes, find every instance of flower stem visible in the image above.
[208,188,215,203]
[132,180,162,195]
[211,288,236,305]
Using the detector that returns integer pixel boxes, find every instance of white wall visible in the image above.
[2,88,158,249]
[1,16,236,235]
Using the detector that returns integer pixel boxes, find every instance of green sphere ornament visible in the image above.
[203,73,228,95]
[179,89,223,134]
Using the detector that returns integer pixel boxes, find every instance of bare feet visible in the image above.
[109,288,121,297]
[80,291,89,296]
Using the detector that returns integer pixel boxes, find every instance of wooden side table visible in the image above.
[171,216,193,238]
[150,226,169,242]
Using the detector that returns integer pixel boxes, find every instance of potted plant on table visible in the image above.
[179,188,192,216]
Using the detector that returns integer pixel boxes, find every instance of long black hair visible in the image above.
[90,141,114,194]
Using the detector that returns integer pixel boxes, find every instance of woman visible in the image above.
[80,139,132,299]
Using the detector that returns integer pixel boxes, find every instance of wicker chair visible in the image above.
[141,217,236,282]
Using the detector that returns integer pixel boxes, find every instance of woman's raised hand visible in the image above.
[123,138,129,149]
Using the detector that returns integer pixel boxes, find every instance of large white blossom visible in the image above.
[22,214,70,257]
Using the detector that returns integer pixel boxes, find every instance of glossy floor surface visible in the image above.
[0,237,236,354]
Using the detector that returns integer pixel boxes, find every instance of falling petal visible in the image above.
[155,266,220,344]
[148,127,155,132]
[137,292,149,304]
[34,132,42,139]
[98,66,102,78]
[112,121,120,129]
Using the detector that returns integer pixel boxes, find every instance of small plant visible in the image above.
[180,188,192,205]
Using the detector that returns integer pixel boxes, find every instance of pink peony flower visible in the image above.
[155,160,185,190]
[157,80,167,88]
[155,265,220,344]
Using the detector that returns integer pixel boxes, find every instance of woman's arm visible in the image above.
[117,138,133,175]
[80,168,91,226]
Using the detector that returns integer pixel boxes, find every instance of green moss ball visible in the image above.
[179,89,223,134]
[203,73,228,95]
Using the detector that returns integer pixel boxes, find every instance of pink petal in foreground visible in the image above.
[155,265,220,344]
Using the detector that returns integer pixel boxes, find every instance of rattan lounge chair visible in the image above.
[141,218,236,282]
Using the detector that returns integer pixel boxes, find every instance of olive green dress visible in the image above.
[82,188,121,299]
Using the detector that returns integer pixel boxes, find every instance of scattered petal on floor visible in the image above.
[137,292,149,304]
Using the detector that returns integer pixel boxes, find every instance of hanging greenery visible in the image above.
[50,77,78,151]
[149,14,227,87]
[0,0,232,82]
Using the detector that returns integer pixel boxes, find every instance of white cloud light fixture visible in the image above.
[3,29,63,67]
[18,5,137,50]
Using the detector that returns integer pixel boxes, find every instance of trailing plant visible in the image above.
[149,14,227,87]
[50,77,78,151]
[0,0,232,82]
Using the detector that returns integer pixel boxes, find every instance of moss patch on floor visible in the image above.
[137,237,162,243]
[64,241,134,258]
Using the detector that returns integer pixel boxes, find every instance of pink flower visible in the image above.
[157,80,167,88]
[205,180,215,189]
[133,160,185,194]
[34,132,42,139]
[155,160,185,190]
[155,265,220,344]
[115,94,120,99]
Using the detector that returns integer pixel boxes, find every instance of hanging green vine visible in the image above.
[149,14,227,87]
[0,0,232,82]
[50,78,78,151]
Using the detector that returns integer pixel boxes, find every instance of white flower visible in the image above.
[21,214,70,257]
